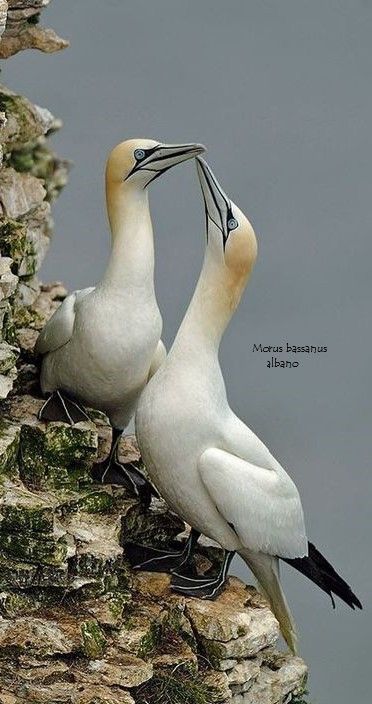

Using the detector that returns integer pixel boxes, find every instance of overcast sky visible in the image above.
[4,2,371,701]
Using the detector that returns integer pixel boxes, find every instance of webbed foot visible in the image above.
[125,529,201,574]
[92,458,156,507]
[38,390,90,424]
[171,550,235,600]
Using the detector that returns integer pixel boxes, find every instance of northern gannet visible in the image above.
[133,157,361,651]
[35,139,205,503]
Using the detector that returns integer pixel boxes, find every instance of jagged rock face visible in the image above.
[0,0,69,59]
[0,7,308,703]
[0,381,308,703]
[8,368,308,704]
[0,83,70,398]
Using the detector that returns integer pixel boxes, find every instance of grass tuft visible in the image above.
[135,669,218,704]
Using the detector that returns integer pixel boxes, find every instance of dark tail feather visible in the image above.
[283,542,362,611]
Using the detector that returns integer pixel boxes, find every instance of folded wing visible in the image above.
[198,447,307,559]
[35,287,95,356]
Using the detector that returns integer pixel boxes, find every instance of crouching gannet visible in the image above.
[35,139,205,504]
[133,156,361,652]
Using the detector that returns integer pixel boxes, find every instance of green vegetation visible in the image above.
[136,670,220,704]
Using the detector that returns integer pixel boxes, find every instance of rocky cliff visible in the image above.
[0,3,308,703]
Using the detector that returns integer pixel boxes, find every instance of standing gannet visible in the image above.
[133,157,361,651]
[35,139,205,503]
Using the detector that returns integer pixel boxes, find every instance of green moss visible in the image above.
[0,301,17,345]
[37,562,69,588]
[0,92,45,152]
[0,344,19,374]
[198,638,222,669]
[136,671,220,704]
[0,219,27,268]
[159,606,197,652]
[0,554,38,589]
[19,423,97,490]
[71,551,122,581]
[106,592,128,620]
[0,590,40,617]
[0,419,20,479]
[9,147,36,172]
[12,304,43,330]
[0,531,68,565]
[137,622,162,658]
[72,489,115,514]
[80,619,107,658]
[1,503,54,534]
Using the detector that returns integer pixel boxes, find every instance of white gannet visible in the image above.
[133,157,361,651]
[35,139,205,503]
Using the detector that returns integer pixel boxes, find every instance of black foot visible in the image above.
[125,542,192,573]
[171,549,235,600]
[38,390,90,424]
[171,573,226,600]
[125,529,201,575]
[91,458,156,507]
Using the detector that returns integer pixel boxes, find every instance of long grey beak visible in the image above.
[148,142,205,172]
[196,157,233,245]
[127,142,205,182]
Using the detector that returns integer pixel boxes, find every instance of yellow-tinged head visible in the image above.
[106,138,205,189]
[196,157,257,286]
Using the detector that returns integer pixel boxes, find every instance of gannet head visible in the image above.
[106,139,205,189]
[196,157,257,281]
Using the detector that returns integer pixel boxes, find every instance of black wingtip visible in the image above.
[283,541,363,611]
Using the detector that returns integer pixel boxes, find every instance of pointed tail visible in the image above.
[240,549,298,654]
[283,542,362,611]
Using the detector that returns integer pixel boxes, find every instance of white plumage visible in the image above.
[136,156,307,652]
[36,138,204,493]
[135,157,361,651]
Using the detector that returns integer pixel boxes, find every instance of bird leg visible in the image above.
[126,529,201,575]
[38,390,90,424]
[91,428,158,507]
[171,549,235,600]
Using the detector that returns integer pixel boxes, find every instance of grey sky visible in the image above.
[4,1,371,701]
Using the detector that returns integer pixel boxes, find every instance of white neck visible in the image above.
[99,182,155,295]
[173,250,245,359]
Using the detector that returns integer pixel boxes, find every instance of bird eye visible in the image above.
[134,149,146,161]
[228,217,238,230]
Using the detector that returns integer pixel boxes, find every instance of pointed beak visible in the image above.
[196,157,230,240]
[145,142,205,173]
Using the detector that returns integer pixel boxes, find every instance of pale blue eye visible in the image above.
[134,149,146,160]
[228,218,238,230]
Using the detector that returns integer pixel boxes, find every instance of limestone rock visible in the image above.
[80,652,153,688]
[0,167,46,218]
[227,659,261,687]
[186,588,252,642]
[0,368,17,398]
[0,1,69,59]
[201,606,279,663]
[230,655,307,704]
[0,1,7,41]
[0,420,20,477]
[0,341,19,373]
[0,256,18,301]
[0,86,56,154]
[0,612,106,658]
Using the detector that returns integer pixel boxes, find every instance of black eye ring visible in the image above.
[134,148,146,161]
[228,217,238,231]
